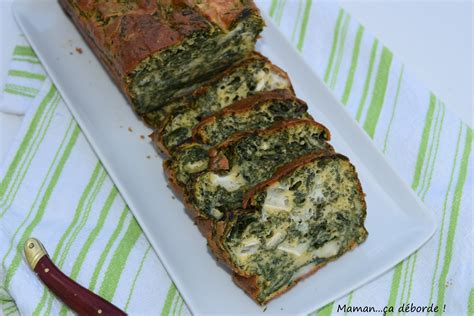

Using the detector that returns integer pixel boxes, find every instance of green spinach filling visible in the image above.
[221,155,367,303]
[190,121,331,219]
[129,13,264,113]
[196,99,310,145]
[160,57,292,150]
[168,142,211,187]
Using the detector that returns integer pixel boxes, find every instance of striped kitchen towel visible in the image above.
[1,0,473,315]
[0,36,46,115]
[0,52,190,316]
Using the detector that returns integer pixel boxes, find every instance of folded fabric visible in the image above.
[0,1,472,315]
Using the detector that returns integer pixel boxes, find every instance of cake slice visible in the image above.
[193,90,311,145]
[59,0,265,113]
[152,53,294,155]
[187,119,333,220]
[209,151,368,304]
[163,92,312,196]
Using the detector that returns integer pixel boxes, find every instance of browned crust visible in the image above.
[163,159,186,199]
[151,52,295,155]
[233,240,360,305]
[182,0,260,30]
[190,51,294,98]
[208,119,332,171]
[163,158,213,239]
[141,50,292,128]
[192,90,305,142]
[60,0,260,77]
[150,129,172,157]
[59,0,134,104]
[243,150,341,207]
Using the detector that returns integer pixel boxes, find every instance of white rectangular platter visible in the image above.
[14,1,436,314]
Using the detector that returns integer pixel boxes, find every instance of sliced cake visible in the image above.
[59,0,265,113]
[193,90,311,145]
[163,92,312,196]
[152,53,294,155]
[186,119,333,220]
[209,151,368,304]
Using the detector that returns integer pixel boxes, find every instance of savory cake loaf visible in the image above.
[163,92,312,196]
[186,119,333,220]
[193,90,311,145]
[207,151,367,304]
[59,0,265,113]
[142,52,293,129]
[152,53,294,155]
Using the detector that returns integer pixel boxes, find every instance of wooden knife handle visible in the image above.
[24,238,127,316]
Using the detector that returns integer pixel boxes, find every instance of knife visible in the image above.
[24,238,127,316]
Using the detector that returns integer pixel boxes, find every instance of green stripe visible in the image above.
[403,255,418,316]
[317,302,333,316]
[291,0,303,42]
[296,0,312,51]
[397,255,413,314]
[177,295,186,316]
[33,155,102,316]
[48,163,102,262]
[4,83,39,95]
[56,170,107,268]
[386,263,403,315]
[6,309,19,316]
[412,95,437,190]
[341,25,364,105]
[0,95,61,281]
[0,88,59,215]
[57,182,117,316]
[420,104,445,200]
[98,216,142,300]
[329,14,351,89]
[275,0,286,26]
[402,103,445,313]
[70,187,118,279]
[401,254,417,315]
[468,288,474,316]
[355,39,378,122]
[427,124,463,309]
[172,292,182,316]
[386,94,437,313]
[362,46,393,137]
[13,45,37,58]
[12,57,41,65]
[89,205,129,291]
[3,304,17,313]
[343,292,354,316]
[3,122,79,290]
[161,284,178,316]
[1,114,74,269]
[124,245,152,311]
[436,127,472,310]
[269,0,278,18]
[3,88,34,98]
[8,69,46,81]
[324,9,344,83]
[382,66,404,152]
[416,101,441,196]
[45,163,107,315]
[4,306,18,315]
[42,163,107,315]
